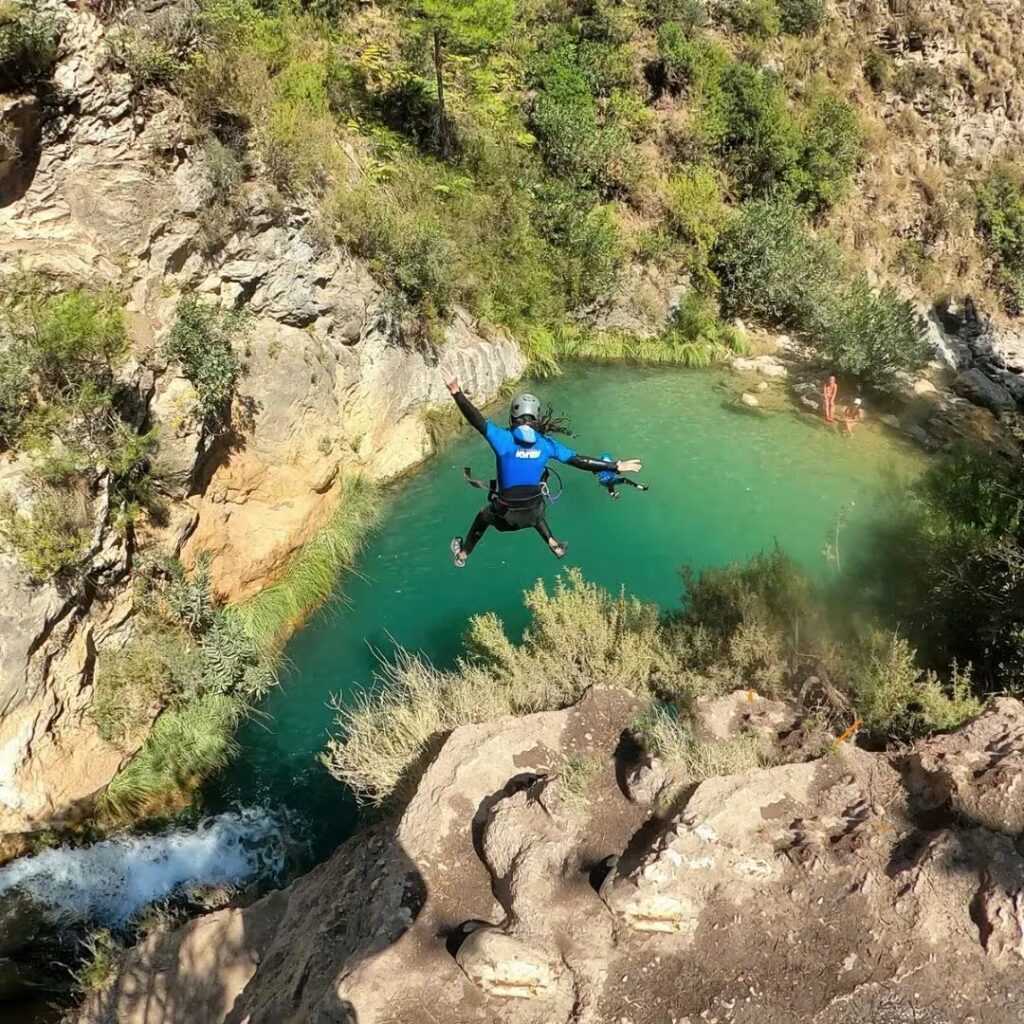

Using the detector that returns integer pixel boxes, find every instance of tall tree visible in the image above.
[419,0,515,156]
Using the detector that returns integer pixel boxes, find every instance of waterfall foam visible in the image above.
[0,807,286,928]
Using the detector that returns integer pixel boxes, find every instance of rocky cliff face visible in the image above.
[0,5,525,836]
[78,690,1024,1024]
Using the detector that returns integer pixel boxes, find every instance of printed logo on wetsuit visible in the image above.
[514,449,542,459]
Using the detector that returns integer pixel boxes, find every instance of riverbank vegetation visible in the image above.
[99,0,974,385]
[324,533,985,804]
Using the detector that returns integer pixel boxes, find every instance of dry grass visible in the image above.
[323,570,674,803]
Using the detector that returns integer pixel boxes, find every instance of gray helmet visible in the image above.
[510,392,541,422]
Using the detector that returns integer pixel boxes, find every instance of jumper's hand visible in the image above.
[444,374,461,395]
[617,459,642,473]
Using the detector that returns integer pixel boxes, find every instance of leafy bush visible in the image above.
[0,0,63,88]
[0,489,91,583]
[712,197,828,327]
[657,25,730,98]
[863,47,892,93]
[705,63,798,197]
[725,0,781,38]
[975,166,1024,316]
[791,94,861,214]
[665,165,732,282]
[528,40,641,194]
[713,198,928,389]
[848,454,1024,691]
[848,632,981,743]
[163,297,244,432]
[644,0,708,30]
[777,0,826,34]
[816,278,928,392]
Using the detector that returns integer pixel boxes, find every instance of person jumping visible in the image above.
[445,375,643,566]
[597,452,650,500]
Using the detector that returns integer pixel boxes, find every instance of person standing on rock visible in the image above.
[822,375,838,423]
[444,375,643,566]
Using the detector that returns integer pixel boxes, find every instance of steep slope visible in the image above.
[0,3,524,836]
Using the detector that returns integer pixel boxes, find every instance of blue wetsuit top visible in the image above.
[485,421,576,490]
[450,389,618,491]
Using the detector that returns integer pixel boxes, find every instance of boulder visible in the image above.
[456,927,566,1001]
[902,698,1024,834]
[732,355,788,379]
[740,392,760,408]
[952,367,1016,414]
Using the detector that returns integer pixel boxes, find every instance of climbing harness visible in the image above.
[462,466,564,505]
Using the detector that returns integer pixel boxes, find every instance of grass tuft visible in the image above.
[72,929,122,995]
[104,695,243,818]
[230,475,383,653]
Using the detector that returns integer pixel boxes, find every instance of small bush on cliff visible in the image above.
[776,0,826,35]
[72,929,122,995]
[163,297,244,434]
[0,489,91,584]
[0,0,63,88]
[975,166,1024,316]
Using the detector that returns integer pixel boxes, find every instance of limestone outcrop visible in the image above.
[78,693,1024,1024]
[0,4,524,835]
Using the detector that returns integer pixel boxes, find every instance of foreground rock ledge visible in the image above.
[79,691,1024,1024]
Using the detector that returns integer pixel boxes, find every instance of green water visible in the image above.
[206,365,921,857]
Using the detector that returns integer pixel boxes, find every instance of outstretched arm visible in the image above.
[567,454,643,474]
[445,375,487,436]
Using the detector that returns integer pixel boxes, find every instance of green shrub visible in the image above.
[0,489,91,583]
[975,166,1024,316]
[644,0,708,30]
[163,297,244,432]
[712,198,928,388]
[863,47,892,93]
[0,0,63,88]
[849,632,981,743]
[725,0,781,38]
[816,278,928,392]
[712,197,828,327]
[72,930,121,995]
[203,136,246,199]
[706,63,798,197]
[847,454,1024,691]
[106,27,190,91]
[324,569,674,803]
[657,25,730,99]
[528,41,641,194]
[777,0,826,34]
[791,94,862,214]
[665,165,732,282]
